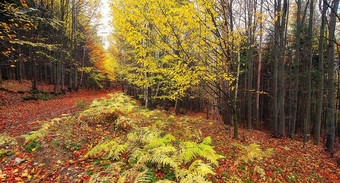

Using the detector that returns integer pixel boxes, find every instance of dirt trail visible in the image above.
[0,90,117,136]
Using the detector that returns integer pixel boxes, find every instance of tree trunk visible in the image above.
[256,0,263,124]
[326,0,339,152]
[315,0,327,146]
[54,62,58,94]
[30,47,37,91]
[290,0,301,139]
[18,46,23,83]
[246,0,254,131]
[278,0,288,137]
[273,0,281,136]
[304,0,314,143]
[61,63,65,91]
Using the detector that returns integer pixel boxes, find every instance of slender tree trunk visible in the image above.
[74,68,77,90]
[246,0,254,131]
[69,67,73,90]
[315,0,327,145]
[233,112,238,139]
[273,0,281,136]
[54,62,58,93]
[326,0,339,152]
[44,64,48,83]
[256,0,263,124]
[304,0,314,143]
[290,0,301,139]
[61,63,64,91]
[30,47,37,91]
[278,0,288,137]
[18,46,23,83]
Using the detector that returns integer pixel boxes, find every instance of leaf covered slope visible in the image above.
[0,92,339,182]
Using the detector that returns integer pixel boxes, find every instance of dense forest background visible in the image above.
[1,0,340,153]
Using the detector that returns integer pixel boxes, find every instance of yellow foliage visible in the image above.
[21,119,61,143]
[80,93,224,182]
[233,143,274,164]
[86,126,223,182]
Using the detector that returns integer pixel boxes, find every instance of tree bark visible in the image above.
[273,0,281,136]
[290,0,301,139]
[278,0,288,137]
[326,0,339,152]
[304,0,314,143]
[315,0,327,145]
[256,0,263,124]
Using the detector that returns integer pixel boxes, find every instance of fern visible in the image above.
[156,180,176,183]
[86,127,223,182]
[22,120,54,143]
[179,137,222,165]
[254,165,266,180]
[89,162,123,183]
[188,160,215,175]
[108,143,129,160]
[80,93,138,125]
[85,138,120,158]
[201,136,212,145]
[234,143,274,164]
[83,93,224,182]
[180,141,201,164]
[0,134,14,146]
[133,169,152,183]
[180,174,211,183]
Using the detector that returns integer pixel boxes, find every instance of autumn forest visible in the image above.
[0,0,340,182]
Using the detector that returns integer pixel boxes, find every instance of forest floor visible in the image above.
[0,80,339,183]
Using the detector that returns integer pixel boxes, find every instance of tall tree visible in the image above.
[256,0,264,124]
[326,0,339,152]
[278,0,288,137]
[304,0,314,143]
[315,0,327,145]
[273,0,280,136]
[290,0,301,139]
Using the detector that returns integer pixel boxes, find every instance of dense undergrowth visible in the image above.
[0,92,339,182]
[80,93,227,182]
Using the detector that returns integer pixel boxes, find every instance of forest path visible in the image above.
[0,89,118,136]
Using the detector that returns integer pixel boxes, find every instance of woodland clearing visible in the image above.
[0,81,339,182]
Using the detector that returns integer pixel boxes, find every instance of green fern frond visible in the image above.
[85,139,119,158]
[180,142,201,164]
[236,143,274,164]
[22,121,54,143]
[174,167,190,180]
[144,139,165,149]
[108,143,129,160]
[150,154,178,168]
[0,134,13,146]
[130,147,148,161]
[160,134,176,144]
[201,136,212,145]
[198,143,220,165]
[155,180,176,183]
[118,163,147,183]
[133,169,151,183]
[180,174,211,183]
[149,146,178,167]
[254,165,266,180]
[188,160,215,176]
[265,148,274,156]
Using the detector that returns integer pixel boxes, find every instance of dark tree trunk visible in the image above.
[326,0,339,152]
